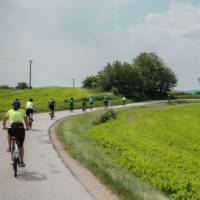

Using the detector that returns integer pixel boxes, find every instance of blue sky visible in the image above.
[0,0,200,90]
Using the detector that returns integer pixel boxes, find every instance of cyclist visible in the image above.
[3,99,29,167]
[103,96,108,108]
[26,97,34,121]
[89,97,94,110]
[48,98,56,118]
[82,97,87,112]
[69,97,74,112]
[122,96,126,105]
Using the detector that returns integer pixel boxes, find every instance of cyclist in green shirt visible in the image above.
[3,99,29,167]
[122,96,126,105]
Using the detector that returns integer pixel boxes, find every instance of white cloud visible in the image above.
[12,0,67,11]
[123,1,200,90]
[1,0,200,90]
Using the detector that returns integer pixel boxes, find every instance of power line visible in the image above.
[0,56,28,62]
[33,61,68,82]
[0,57,74,85]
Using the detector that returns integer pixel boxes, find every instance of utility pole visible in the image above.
[29,59,32,88]
[73,78,75,88]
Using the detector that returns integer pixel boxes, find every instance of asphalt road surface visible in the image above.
[0,109,100,200]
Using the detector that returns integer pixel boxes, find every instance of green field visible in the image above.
[0,87,128,118]
[56,102,200,200]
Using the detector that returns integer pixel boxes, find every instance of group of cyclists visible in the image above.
[2,95,126,168]
[2,97,55,168]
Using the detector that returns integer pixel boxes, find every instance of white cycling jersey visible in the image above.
[26,101,34,109]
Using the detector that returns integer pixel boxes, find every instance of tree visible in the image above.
[0,85,13,89]
[82,75,98,88]
[133,52,177,97]
[15,82,29,90]
[98,61,140,97]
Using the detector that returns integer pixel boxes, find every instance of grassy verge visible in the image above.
[55,107,170,200]
[0,87,131,118]
[56,102,200,199]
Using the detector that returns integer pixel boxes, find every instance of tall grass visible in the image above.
[56,109,168,200]
[56,103,200,199]
[0,87,130,118]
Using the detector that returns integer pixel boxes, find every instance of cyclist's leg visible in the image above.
[52,108,55,116]
[15,129,25,166]
[7,130,12,152]
[31,109,34,120]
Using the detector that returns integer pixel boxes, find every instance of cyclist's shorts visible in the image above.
[8,128,25,147]
[26,108,34,116]
[49,105,54,110]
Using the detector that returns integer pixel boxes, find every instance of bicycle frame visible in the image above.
[28,113,33,129]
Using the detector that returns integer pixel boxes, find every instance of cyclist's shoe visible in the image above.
[19,161,26,167]
[31,118,34,122]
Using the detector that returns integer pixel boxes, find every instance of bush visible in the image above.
[15,82,29,90]
[94,109,117,125]
[82,75,98,88]
[111,87,119,95]
[0,85,13,89]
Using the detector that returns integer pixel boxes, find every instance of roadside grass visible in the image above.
[56,107,169,200]
[56,102,200,200]
[170,91,200,100]
[0,87,131,118]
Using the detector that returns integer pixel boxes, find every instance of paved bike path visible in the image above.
[0,110,99,200]
[0,100,197,200]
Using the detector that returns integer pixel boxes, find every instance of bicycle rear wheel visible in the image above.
[29,117,32,129]
[13,160,18,177]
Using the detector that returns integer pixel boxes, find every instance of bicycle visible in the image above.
[49,109,55,120]
[27,112,33,129]
[4,125,26,177]
[10,135,21,177]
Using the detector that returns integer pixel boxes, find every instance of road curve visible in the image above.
[0,99,198,200]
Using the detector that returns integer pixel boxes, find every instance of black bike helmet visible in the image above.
[29,97,33,102]
[12,99,21,110]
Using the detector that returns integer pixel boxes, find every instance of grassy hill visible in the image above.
[56,102,200,200]
[0,87,127,118]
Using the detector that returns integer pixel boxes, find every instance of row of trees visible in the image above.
[0,82,29,90]
[82,52,177,99]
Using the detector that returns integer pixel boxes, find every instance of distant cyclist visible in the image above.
[26,97,34,121]
[122,96,126,105]
[82,97,87,112]
[103,96,108,108]
[3,99,29,167]
[69,97,74,112]
[89,97,94,110]
[48,98,56,118]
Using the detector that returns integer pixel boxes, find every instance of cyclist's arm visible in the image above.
[2,116,8,129]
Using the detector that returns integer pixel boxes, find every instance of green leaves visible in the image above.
[83,52,177,99]
[89,103,200,199]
